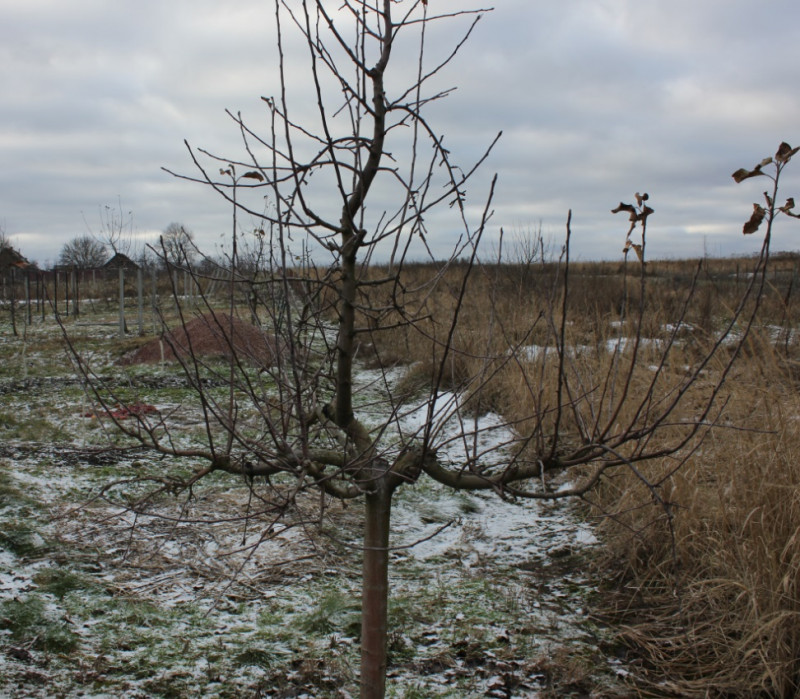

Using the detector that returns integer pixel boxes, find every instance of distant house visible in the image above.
[104,252,140,271]
[0,245,31,271]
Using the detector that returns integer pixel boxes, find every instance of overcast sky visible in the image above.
[2,0,799,266]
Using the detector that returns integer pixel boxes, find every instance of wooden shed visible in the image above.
[103,252,140,271]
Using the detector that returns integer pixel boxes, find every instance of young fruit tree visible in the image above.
[66,1,793,696]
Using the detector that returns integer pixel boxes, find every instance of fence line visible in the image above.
[0,265,297,337]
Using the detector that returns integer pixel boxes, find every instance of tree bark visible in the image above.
[360,483,393,699]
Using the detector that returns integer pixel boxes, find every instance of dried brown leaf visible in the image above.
[775,142,799,163]
[640,205,655,220]
[780,198,800,219]
[732,167,764,183]
[612,202,636,215]
[743,203,766,235]
[612,203,638,223]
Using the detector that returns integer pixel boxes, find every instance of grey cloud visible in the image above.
[1,0,799,265]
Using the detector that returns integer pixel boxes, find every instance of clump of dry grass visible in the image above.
[356,256,800,695]
[359,258,713,440]
[593,343,800,697]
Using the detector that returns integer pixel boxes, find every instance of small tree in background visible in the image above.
[67,2,791,696]
[57,235,108,269]
[80,200,137,258]
[160,222,195,269]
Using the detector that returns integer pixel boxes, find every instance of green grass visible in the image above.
[33,567,100,599]
[0,468,39,508]
[0,595,79,653]
[0,406,76,442]
[0,521,48,556]
[0,469,49,555]
[0,302,624,697]
[299,587,362,636]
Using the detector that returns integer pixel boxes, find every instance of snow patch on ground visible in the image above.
[0,320,628,697]
[387,391,597,567]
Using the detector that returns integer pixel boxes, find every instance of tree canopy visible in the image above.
[58,235,108,269]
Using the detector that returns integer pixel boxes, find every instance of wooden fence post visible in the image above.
[25,272,31,326]
[137,267,144,336]
[119,267,125,338]
[152,266,158,335]
[64,269,70,317]
[10,267,17,336]
[72,269,79,318]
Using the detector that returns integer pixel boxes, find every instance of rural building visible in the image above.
[0,244,31,272]
[103,252,140,271]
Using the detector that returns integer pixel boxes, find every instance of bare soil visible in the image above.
[121,311,284,367]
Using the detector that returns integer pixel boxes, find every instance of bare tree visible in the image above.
[82,200,136,258]
[57,235,109,269]
[160,222,195,268]
[65,2,794,697]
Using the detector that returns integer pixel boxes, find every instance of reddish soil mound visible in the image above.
[122,312,283,367]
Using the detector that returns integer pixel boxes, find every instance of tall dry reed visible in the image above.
[592,331,800,697]
[357,257,800,695]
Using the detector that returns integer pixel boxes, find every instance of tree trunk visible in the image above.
[360,484,393,699]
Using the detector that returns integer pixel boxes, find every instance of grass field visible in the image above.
[0,301,626,697]
[356,252,800,697]
[2,250,800,696]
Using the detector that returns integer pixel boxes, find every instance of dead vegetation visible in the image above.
[592,346,800,697]
[343,238,800,695]
[4,241,800,695]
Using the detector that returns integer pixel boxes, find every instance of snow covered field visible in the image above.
[0,319,632,697]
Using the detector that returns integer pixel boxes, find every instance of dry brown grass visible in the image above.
[55,253,799,693]
[591,332,800,697]
[352,256,800,696]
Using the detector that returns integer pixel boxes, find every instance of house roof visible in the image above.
[0,245,30,270]
[103,252,140,270]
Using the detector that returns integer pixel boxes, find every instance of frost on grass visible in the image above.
[0,320,630,697]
